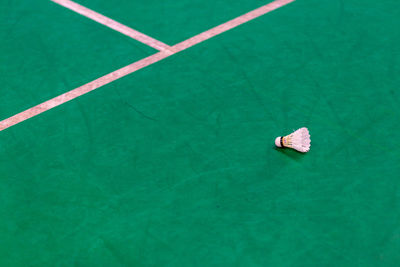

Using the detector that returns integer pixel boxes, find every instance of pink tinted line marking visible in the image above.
[173,0,295,52]
[0,0,295,132]
[51,0,172,52]
[0,52,170,131]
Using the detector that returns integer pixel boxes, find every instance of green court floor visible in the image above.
[1,0,400,266]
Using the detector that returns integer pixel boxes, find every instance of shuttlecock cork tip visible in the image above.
[275,137,282,147]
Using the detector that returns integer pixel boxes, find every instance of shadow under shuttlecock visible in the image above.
[273,146,306,162]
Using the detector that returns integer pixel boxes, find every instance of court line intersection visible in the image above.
[0,0,295,131]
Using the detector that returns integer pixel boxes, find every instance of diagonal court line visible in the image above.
[0,0,295,132]
[51,0,172,52]
[172,0,295,52]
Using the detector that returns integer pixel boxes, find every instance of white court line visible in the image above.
[0,0,295,132]
[51,0,172,52]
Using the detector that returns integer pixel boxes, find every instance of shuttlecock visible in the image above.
[275,127,311,153]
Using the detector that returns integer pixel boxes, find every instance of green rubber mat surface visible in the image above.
[1,0,400,266]
[75,0,276,44]
[0,1,154,120]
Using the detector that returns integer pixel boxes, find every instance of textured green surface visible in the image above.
[0,1,154,120]
[75,0,275,44]
[1,0,400,266]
